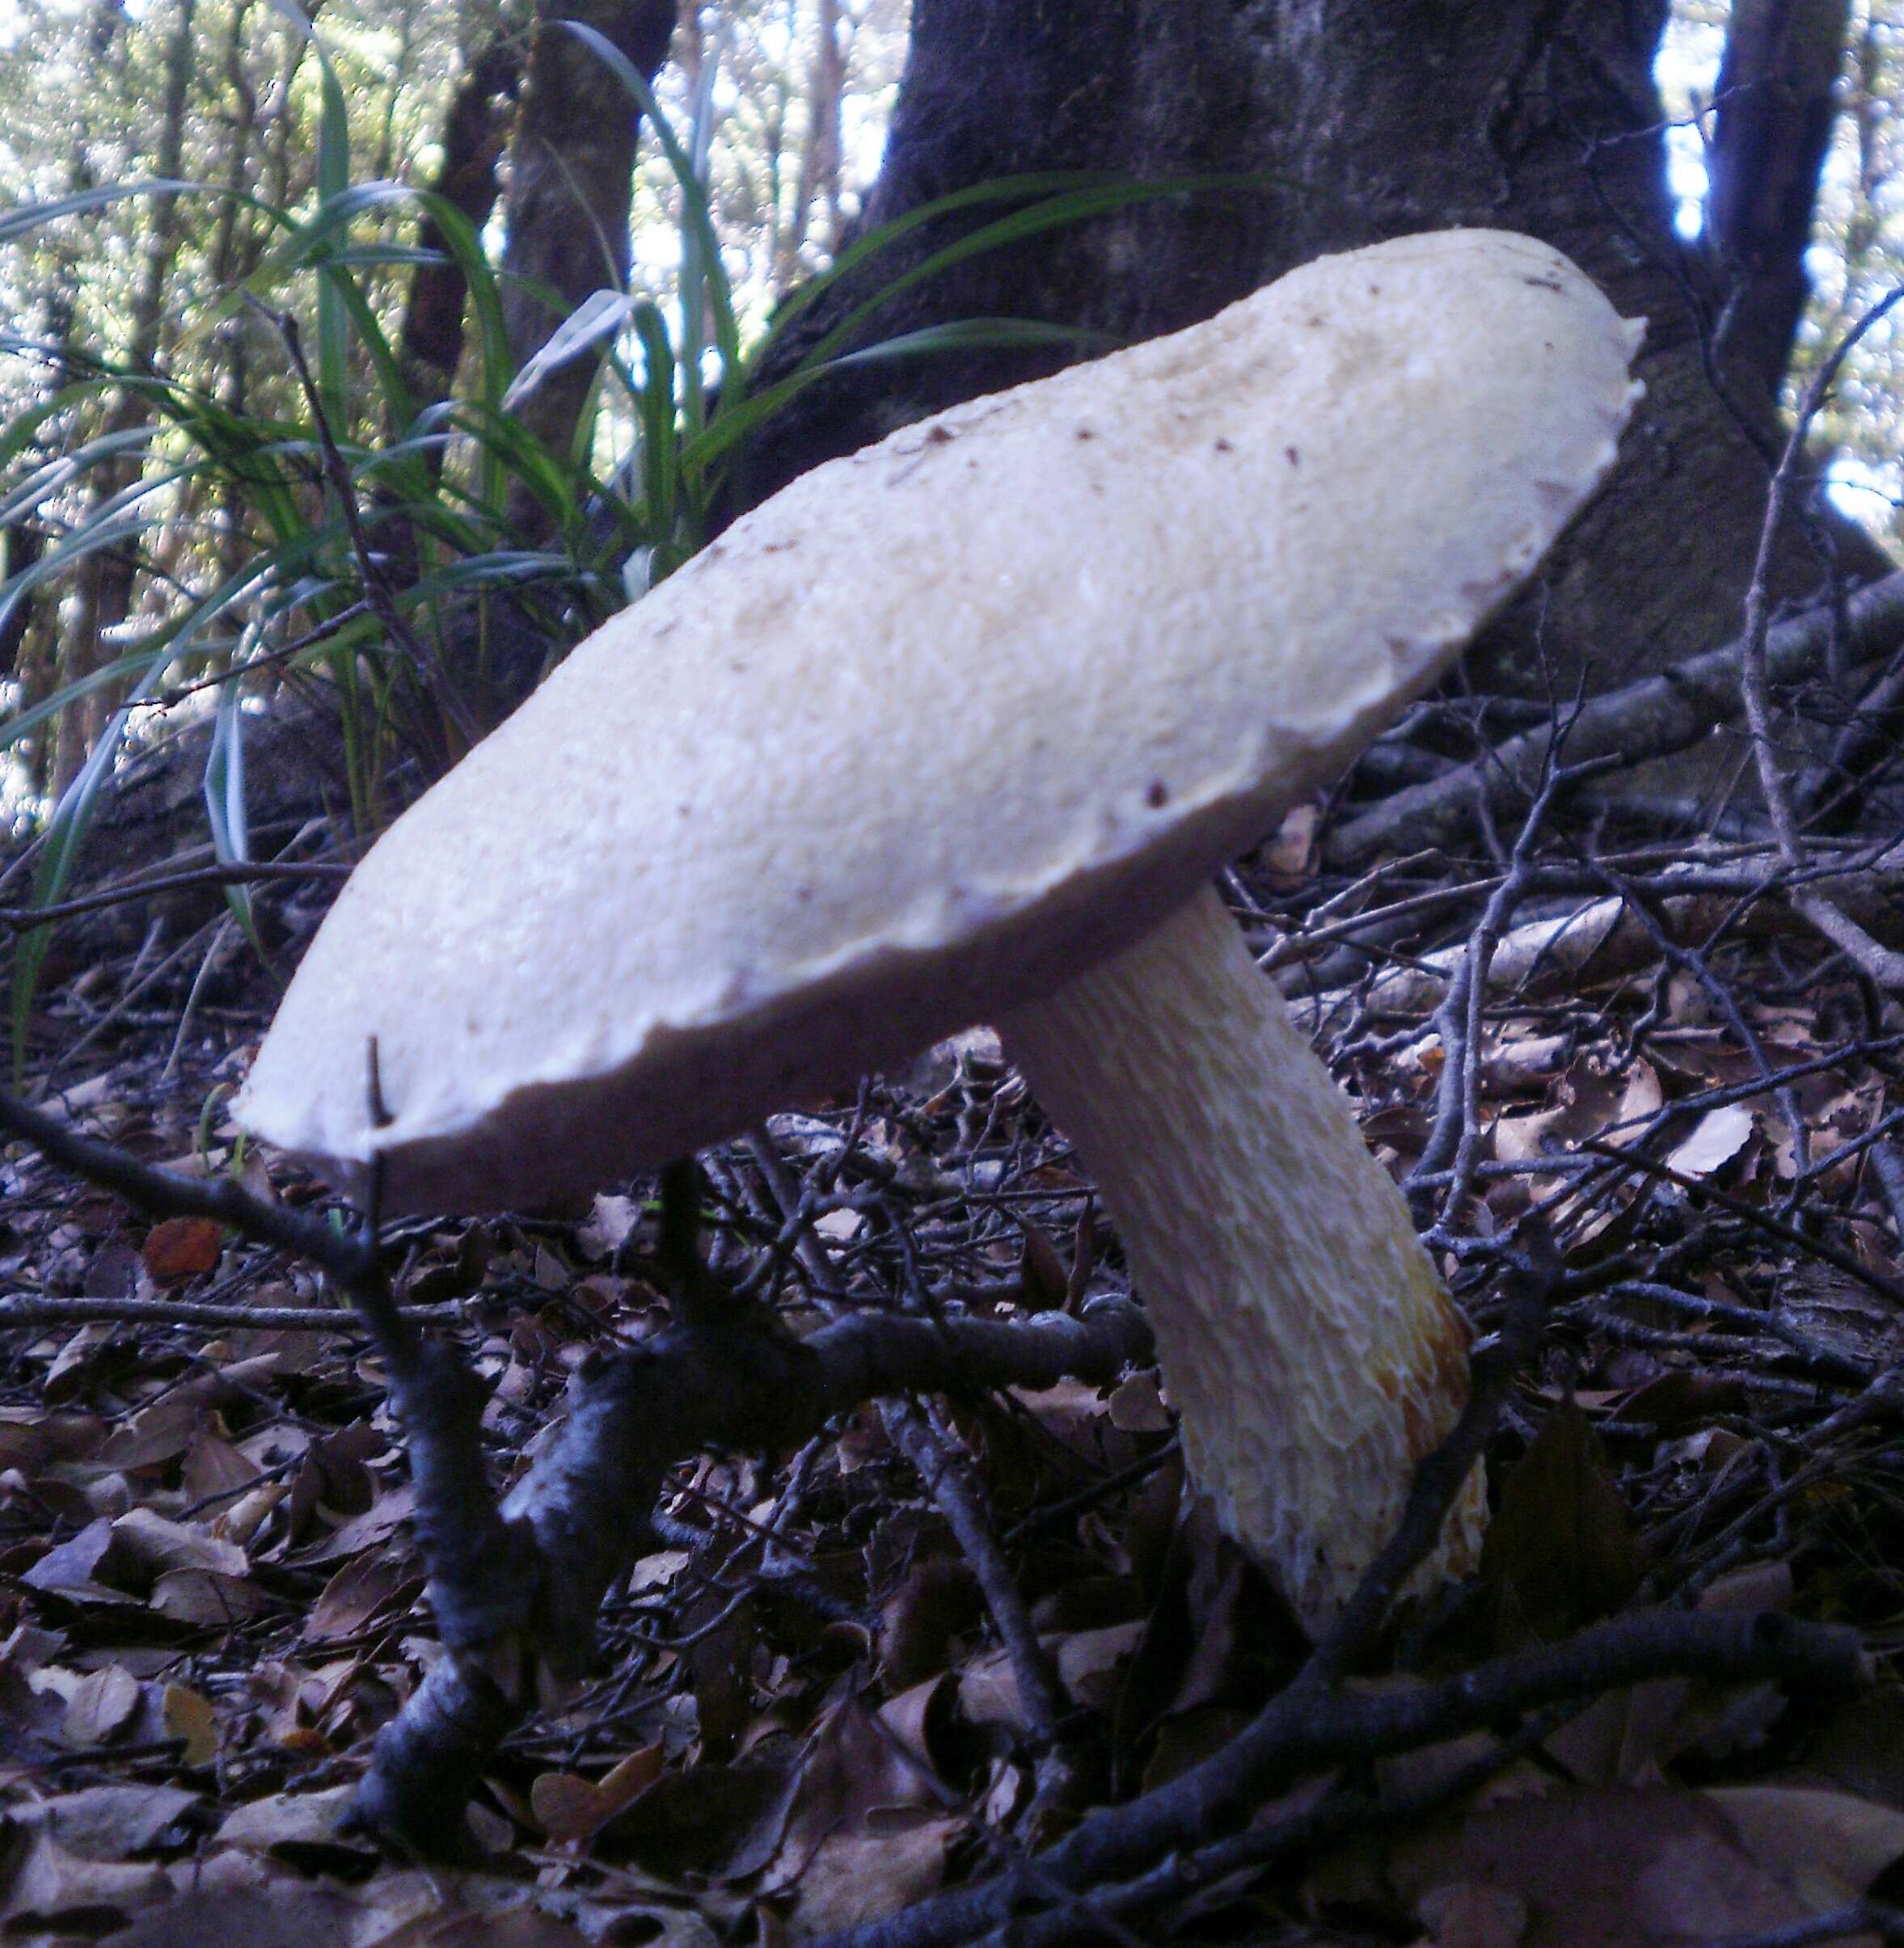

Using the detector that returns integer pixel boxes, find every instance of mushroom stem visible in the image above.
[998,882,1484,1633]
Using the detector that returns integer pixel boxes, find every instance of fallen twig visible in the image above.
[0,1292,458,1332]
[1324,570,1904,868]
[0,1078,1159,1857]
[0,856,353,932]
[353,1297,1154,1853]
[817,1607,1864,1948]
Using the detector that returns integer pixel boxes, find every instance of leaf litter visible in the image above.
[6,822,1904,1943]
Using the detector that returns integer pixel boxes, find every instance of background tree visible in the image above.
[2,3,1904,1929]
[494,0,673,540]
[736,0,1900,750]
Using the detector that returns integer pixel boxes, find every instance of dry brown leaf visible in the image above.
[878,1555,978,1691]
[1665,1105,1757,1179]
[1543,1561,1794,1789]
[161,1683,218,1766]
[63,1663,141,1745]
[1106,1372,1172,1433]
[293,1482,415,1563]
[26,1784,198,1860]
[787,1813,962,1934]
[1391,1785,1812,1946]
[0,1409,106,1474]
[303,1553,423,1642]
[1480,1405,1638,1642]
[150,1569,273,1627]
[23,1514,137,1603]
[98,1395,208,1472]
[1707,1784,1904,1906]
[1263,802,1319,883]
[878,1674,958,1784]
[140,1216,225,1285]
[181,1427,261,1505]
[766,1695,946,1894]
[1054,1620,1146,1712]
[2,1830,171,1937]
[958,1645,1032,1733]
[212,1479,286,1555]
[1800,1687,1904,1810]
[1418,1881,1530,1947]
[100,1878,382,1948]
[602,1749,800,1882]
[576,1191,640,1259]
[404,1913,593,1947]
[111,1507,248,1582]
[1016,1221,1070,1310]
[216,1786,361,1854]
[529,1744,665,1844]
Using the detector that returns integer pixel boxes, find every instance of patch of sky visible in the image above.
[1653,3,1727,241]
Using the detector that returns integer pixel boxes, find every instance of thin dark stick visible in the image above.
[0,1292,457,1332]
[1325,570,1904,868]
[744,1125,1073,1743]
[813,1609,1866,1948]
[1579,1137,1904,1309]
[0,1090,372,1285]
[0,857,352,931]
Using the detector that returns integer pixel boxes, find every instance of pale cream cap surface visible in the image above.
[236,228,1642,1212]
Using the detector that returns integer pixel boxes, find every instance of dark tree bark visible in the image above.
[731,0,1893,719]
[1708,0,1855,402]
[496,0,676,540]
[395,37,523,427]
[65,0,1902,934]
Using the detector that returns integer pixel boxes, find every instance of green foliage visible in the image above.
[0,1,1193,1070]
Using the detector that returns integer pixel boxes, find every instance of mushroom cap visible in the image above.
[236,228,1641,1213]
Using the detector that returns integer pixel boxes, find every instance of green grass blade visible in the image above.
[556,22,743,386]
[10,650,175,1074]
[203,684,264,949]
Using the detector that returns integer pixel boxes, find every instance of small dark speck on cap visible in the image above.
[1146,780,1170,808]
[926,424,954,445]
[677,803,692,818]
[1214,437,1234,453]
[1522,274,1564,292]
[1286,446,1302,466]
[1076,426,1095,441]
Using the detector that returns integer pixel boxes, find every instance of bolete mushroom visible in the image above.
[236,228,1641,1630]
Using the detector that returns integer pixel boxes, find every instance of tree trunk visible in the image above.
[1708,0,1854,403]
[52,0,196,797]
[496,0,676,542]
[731,0,1893,719]
[394,37,523,428]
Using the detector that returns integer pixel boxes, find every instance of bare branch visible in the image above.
[1325,571,1904,869]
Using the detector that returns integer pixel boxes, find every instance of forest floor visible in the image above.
[5,797,1904,1947]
